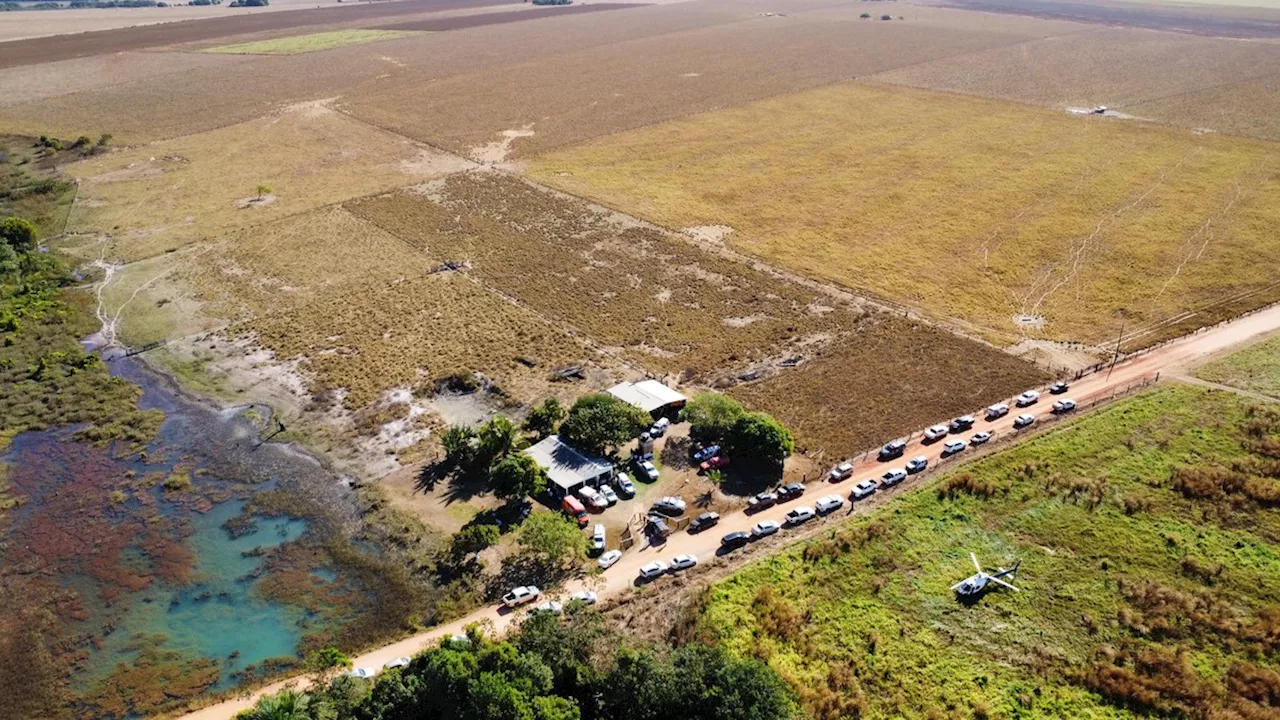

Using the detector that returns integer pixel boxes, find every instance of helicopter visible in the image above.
[951,553,1021,597]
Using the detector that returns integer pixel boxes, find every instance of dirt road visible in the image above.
[180,301,1280,720]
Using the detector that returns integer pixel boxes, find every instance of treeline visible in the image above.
[236,609,798,720]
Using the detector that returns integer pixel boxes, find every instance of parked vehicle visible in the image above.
[942,439,967,456]
[670,554,698,571]
[971,430,994,446]
[949,415,975,432]
[578,486,606,510]
[649,417,671,437]
[638,560,668,580]
[1013,413,1036,429]
[1052,398,1077,414]
[646,516,671,539]
[569,590,598,606]
[721,531,751,549]
[923,424,949,441]
[777,482,806,500]
[879,439,907,461]
[347,667,376,680]
[503,586,541,608]
[383,657,410,670]
[785,506,816,525]
[693,444,721,463]
[615,473,636,498]
[633,458,660,482]
[598,549,622,569]
[599,484,619,506]
[689,512,720,532]
[700,455,730,472]
[815,494,845,514]
[562,496,589,527]
[591,524,606,553]
[851,479,878,499]
[748,491,778,511]
[881,468,907,486]
[751,520,781,538]
[905,456,928,474]
[651,496,686,516]
[828,462,855,481]
[1050,380,1070,394]
[1016,390,1041,407]
[533,601,563,615]
[986,403,1010,420]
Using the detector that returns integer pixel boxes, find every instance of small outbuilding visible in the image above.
[607,380,687,418]
[523,435,615,499]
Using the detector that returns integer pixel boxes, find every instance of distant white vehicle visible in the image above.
[347,667,376,680]
[815,494,844,514]
[533,601,563,615]
[971,430,994,446]
[1013,414,1036,429]
[598,549,623,569]
[578,485,606,510]
[638,560,669,580]
[502,585,541,608]
[383,657,410,670]
[943,439,967,455]
[751,520,781,538]
[785,506,815,525]
[986,403,1009,420]
[905,456,928,474]
[615,473,636,498]
[851,479,878,500]
[599,484,619,506]
[881,468,907,486]
[649,417,671,437]
[828,462,855,481]
[634,458,660,482]
[1052,398,1077,414]
[569,590,598,605]
[592,524,606,553]
[670,554,698,571]
[651,496,686,516]
[923,424,949,441]
[1016,390,1041,407]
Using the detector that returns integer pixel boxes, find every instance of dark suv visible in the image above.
[720,531,750,550]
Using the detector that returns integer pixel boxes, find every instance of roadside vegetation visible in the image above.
[693,385,1280,718]
[1197,335,1280,400]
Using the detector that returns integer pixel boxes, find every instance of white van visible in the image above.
[650,417,671,437]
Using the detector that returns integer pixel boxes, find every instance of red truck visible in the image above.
[562,496,589,527]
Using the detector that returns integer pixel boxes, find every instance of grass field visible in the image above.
[529,83,1280,347]
[205,29,419,55]
[1196,335,1280,399]
[696,385,1280,718]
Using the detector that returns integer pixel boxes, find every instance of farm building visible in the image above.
[607,380,687,417]
[523,435,615,498]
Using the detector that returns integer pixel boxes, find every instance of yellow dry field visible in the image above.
[63,101,473,263]
[528,83,1280,346]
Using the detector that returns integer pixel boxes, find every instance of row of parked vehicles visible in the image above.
[502,584,600,614]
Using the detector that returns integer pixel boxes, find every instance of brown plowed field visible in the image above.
[376,3,644,31]
[933,0,1280,38]
[0,51,252,108]
[0,0,510,69]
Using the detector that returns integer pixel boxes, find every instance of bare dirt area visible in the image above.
[927,0,1280,38]
[0,51,252,108]
[375,3,645,31]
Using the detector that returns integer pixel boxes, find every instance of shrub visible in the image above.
[937,472,1002,499]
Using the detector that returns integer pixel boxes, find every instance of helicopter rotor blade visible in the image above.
[971,552,982,573]
[949,581,964,591]
[991,576,1020,592]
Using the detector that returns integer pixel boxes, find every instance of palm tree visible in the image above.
[236,689,311,720]
[478,416,523,464]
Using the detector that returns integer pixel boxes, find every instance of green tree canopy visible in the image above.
[728,411,794,466]
[489,453,548,502]
[681,393,745,443]
[558,393,649,455]
[478,416,524,467]
[451,523,500,556]
[517,511,587,566]
[0,217,38,255]
[233,688,312,720]
[523,398,566,440]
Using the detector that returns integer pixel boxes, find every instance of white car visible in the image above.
[569,590,598,605]
[828,462,854,481]
[751,520,781,538]
[881,468,907,486]
[942,439,966,455]
[851,479,878,499]
[533,601,564,615]
[591,524,606,553]
[652,496,686,516]
[638,560,669,580]
[598,549,622,569]
[1052,398,1077,414]
[347,667,376,680]
[1013,413,1036,429]
[815,494,844,514]
[905,456,928,474]
[1016,390,1041,407]
[635,459,660,482]
[923,424,949,441]
[670,554,698,571]
[649,417,670,437]
[578,485,606,510]
[784,506,815,525]
[614,473,637,498]
[383,657,410,670]
[986,403,1009,420]
[502,585,542,607]
[971,430,993,445]
[599,484,619,506]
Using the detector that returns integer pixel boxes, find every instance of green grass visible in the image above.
[696,385,1280,719]
[205,30,419,56]
[1196,334,1280,399]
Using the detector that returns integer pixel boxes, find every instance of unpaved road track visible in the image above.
[181,302,1280,720]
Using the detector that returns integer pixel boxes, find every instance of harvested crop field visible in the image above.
[0,51,252,108]
[205,29,420,55]
[729,315,1046,457]
[1195,333,1280,400]
[529,82,1280,347]
[932,0,1280,38]
[873,26,1280,142]
[346,171,860,380]
[63,101,474,263]
[375,3,644,31]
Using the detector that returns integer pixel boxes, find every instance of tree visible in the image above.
[728,411,794,466]
[305,646,352,686]
[0,242,18,277]
[558,393,649,455]
[441,425,478,471]
[233,688,312,720]
[523,398,565,440]
[451,523,500,556]
[490,453,547,502]
[517,512,587,566]
[477,416,523,467]
[681,393,744,443]
[0,217,38,254]
[97,133,112,147]
[255,183,273,199]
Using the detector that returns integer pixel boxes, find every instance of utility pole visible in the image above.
[1106,322,1126,380]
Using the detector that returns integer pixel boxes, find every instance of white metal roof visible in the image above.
[607,380,687,413]
[523,435,614,491]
